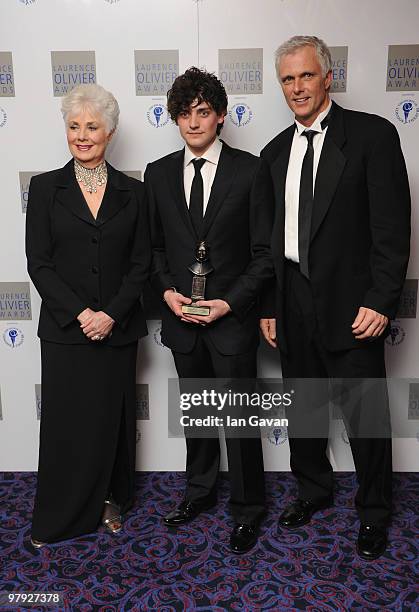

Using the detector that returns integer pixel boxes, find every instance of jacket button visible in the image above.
[92,236,98,244]
[92,266,98,274]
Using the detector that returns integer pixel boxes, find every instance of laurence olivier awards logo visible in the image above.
[35,384,41,420]
[135,50,178,96]
[0,53,15,97]
[387,45,419,91]
[329,46,348,92]
[395,98,419,124]
[385,320,405,347]
[19,172,41,213]
[19,0,36,5]
[0,283,32,320]
[219,48,263,95]
[228,103,253,127]
[136,384,150,420]
[268,426,288,445]
[3,327,24,348]
[147,104,169,128]
[0,108,7,128]
[51,51,96,97]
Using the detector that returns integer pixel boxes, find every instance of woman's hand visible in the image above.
[77,307,95,324]
[79,310,115,340]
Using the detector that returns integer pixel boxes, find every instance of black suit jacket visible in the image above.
[26,160,150,345]
[261,102,411,353]
[145,142,274,355]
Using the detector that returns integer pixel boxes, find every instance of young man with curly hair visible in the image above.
[145,67,274,553]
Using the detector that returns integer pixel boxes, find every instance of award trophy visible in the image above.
[181,241,214,316]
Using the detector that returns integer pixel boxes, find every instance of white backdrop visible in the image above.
[0,0,418,472]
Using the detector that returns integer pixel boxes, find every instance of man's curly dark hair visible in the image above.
[167,67,228,134]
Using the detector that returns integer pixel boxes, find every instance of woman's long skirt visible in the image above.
[31,340,138,543]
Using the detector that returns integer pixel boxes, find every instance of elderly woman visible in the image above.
[26,84,150,546]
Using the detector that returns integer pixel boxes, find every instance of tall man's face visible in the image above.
[177,100,225,156]
[278,45,332,127]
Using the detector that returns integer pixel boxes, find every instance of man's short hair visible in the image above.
[167,67,228,134]
[275,35,332,79]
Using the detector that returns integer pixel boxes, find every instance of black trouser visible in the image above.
[280,261,392,527]
[172,331,266,524]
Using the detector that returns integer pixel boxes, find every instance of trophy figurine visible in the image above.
[182,241,214,316]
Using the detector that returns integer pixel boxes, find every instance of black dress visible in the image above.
[25,160,150,542]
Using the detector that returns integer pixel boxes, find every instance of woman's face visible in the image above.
[66,107,113,168]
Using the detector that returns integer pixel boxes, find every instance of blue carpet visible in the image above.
[0,472,418,611]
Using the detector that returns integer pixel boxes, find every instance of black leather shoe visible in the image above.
[163,499,216,527]
[230,523,259,554]
[278,498,332,529]
[357,524,387,560]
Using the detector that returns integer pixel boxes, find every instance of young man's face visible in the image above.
[177,100,225,156]
[278,45,331,127]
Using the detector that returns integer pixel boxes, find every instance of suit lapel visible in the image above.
[54,160,97,226]
[54,160,132,227]
[311,102,347,240]
[167,150,196,238]
[269,126,294,276]
[95,163,131,226]
[201,143,237,239]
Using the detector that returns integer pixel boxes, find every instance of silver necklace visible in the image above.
[74,159,107,193]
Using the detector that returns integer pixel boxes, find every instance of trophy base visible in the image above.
[182,304,210,316]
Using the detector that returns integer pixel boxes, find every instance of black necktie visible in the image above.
[297,111,331,278]
[298,130,316,278]
[189,158,206,238]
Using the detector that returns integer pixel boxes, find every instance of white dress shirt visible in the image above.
[183,137,223,213]
[284,100,332,262]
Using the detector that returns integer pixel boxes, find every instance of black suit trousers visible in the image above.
[280,261,392,527]
[172,331,266,524]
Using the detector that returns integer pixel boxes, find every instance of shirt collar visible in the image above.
[295,99,332,135]
[184,137,223,168]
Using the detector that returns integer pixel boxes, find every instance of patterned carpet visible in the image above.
[0,472,417,611]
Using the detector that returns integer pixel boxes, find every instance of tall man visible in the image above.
[260,36,410,560]
[145,68,273,553]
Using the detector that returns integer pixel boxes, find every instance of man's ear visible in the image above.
[218,110,227,125]
[324,69,332,92]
